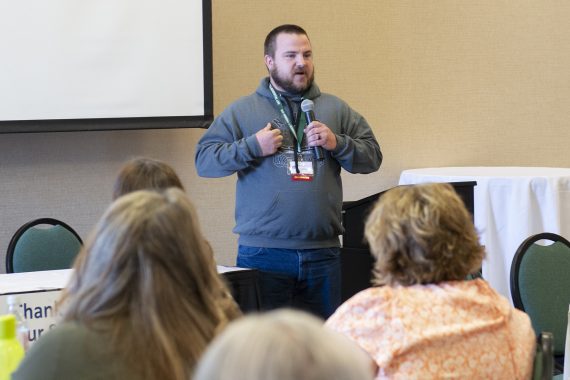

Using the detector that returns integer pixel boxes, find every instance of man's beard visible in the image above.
[269,67,315,95]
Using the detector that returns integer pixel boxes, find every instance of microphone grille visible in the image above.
[300,99,314,112]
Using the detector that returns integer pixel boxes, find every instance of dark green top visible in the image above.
[13,322,137,380]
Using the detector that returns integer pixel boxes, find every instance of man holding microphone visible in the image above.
[195,24,382,318]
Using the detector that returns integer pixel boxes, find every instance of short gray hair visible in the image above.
[194,309,374,380]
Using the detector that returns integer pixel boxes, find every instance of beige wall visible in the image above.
[1,1,569,273]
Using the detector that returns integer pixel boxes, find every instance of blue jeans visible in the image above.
[237,246,341,319]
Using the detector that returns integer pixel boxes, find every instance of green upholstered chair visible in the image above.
[511,232,570,374]
[6,218,83,273]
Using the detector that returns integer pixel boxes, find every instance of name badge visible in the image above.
[288,159,314,181]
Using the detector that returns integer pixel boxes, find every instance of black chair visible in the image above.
[511,232,570,374]
[6,218,83,273]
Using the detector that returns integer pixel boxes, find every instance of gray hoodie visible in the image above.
[195,77,382,249]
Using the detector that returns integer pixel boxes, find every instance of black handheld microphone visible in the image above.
[300,99,324,161]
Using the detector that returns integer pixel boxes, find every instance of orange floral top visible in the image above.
[325,279,535,380]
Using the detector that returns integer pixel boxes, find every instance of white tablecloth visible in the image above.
[0,266,250,294]
[399,167,570,300]
[0,266,255,345]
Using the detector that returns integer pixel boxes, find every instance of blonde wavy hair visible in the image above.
[365,183,484,286]
[60,189,239,380]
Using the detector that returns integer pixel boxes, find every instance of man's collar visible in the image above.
[276,89,304,102]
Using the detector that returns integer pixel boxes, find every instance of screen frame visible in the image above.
[0,0,213,134]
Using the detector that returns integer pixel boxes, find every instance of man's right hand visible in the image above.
[256,123,283,156]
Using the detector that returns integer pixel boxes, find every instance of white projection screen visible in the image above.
[0,0,213,133]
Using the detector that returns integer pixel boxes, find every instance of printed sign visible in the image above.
[0,290,62,345]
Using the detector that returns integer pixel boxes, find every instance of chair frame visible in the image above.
[6,218,83,273]
[535,331,554,380]
[510,232,570,311]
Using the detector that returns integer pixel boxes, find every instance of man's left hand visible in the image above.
[305,121,337,151]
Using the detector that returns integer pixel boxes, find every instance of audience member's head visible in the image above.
[113,157,184,199]
[194,309,374,380]
[325,183,534,379]
[365,183,484,286]
[61,189,239,379]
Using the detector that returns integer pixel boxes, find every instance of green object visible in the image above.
[511,232,570,375]
[6,218,83,273]
[512,235,570,355]
[0,315,25,380]
[10,322,137,380]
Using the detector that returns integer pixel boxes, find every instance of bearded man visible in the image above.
[195,24,382,318]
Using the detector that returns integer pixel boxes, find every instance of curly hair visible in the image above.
[364,183,484,286]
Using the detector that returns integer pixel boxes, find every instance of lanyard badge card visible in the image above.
[269,84,314,182]
[290,158,314,181]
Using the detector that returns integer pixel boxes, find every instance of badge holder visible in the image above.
[287,150,314,182]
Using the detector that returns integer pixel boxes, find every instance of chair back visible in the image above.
[6,218,83,273]
[511,232,570,356]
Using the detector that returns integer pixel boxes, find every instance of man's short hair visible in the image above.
[264,24,309,57]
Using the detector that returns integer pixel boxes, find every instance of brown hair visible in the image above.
[365,183,484,286]
[264,24,309,57]
[61,189,239,380]
[112,157,184,200]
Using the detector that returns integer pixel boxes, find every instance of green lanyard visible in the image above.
[268,84,306,153]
